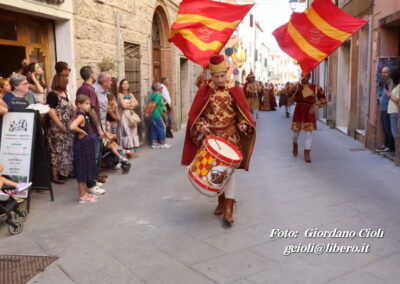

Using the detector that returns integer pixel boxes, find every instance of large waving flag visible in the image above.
[169,0,254,67]
[273,0,367,73]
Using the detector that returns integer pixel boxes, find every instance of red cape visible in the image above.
[181,83,256,171]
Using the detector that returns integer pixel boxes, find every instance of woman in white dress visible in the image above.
[117,79,140,152]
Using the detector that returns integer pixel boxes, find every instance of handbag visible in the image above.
[125,110,141,127]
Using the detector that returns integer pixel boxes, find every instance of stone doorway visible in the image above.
[152,5,174,127]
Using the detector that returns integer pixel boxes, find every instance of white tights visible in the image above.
[223,174,236,199]
[292,130,312,150]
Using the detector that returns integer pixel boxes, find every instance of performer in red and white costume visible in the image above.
[288,72,326,163]
[182,55,256,224]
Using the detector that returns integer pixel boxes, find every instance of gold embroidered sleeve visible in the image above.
[191,116,209,145]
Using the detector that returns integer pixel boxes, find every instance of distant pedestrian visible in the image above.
[4,74,32,111]
[0,78,11,98]
[46,74,74,184]
[243,73,260,119]
[70,95,100,204]
[118,79,140,151]
[107,93,120,135]
[49,61,71,94]
[160,77,173,138]
[76,66,106,193]
[24,62,46,104]
[387,80,400,140]
[150,82,171,149]
[376,66,395,153]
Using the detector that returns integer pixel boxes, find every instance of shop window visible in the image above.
[0,19,17,41]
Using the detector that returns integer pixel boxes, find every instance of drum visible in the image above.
[188,135,243,197]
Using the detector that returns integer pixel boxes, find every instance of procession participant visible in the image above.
[280,82,293,118]
[289,72,326,163]
[260,82,277,111]
[181,55,256,225]
[257,81,264,111]
[243,73,260,119]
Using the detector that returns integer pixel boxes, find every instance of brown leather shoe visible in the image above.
[98,173,108,178]
[223,198,235,224]
[292,143,298,157]
[304,150,311,163]
[214,193,225,215]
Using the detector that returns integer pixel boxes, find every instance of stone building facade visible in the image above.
[0,0,202,143]
[311,0,373,141]
[74,0,202,141]
[308,0,400,163]
[367,0,400,163]
[0,0,76,91]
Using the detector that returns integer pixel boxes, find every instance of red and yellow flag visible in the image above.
[273,0,367,73]
[169,0,254,67]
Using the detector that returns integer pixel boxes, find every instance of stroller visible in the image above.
[0,186,29,235]
[101,149,131,174]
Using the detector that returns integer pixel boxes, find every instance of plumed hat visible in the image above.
[208,55,228,74]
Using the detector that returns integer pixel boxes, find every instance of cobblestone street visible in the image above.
[1,109,400,283]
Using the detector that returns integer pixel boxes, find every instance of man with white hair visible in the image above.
[93,72,112,184]
[160,77,173,138]
[94,72,112,131]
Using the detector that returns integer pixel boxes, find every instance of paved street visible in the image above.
[1,109,400,284]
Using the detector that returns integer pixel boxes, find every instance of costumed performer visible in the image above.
[181,55,256,225]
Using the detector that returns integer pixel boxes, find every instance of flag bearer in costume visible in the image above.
[243,73,260,119]
[289,72,326,163]
[182,55,256,225]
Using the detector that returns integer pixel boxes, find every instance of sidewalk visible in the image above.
[1,109,400,283]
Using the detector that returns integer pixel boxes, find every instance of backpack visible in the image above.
[144,100,157,118]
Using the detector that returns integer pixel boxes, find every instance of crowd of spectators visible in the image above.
[0,60,173,203]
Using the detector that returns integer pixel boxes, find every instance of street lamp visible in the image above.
[289,0,299,12]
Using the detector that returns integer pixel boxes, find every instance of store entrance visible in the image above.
[0,9,52,83]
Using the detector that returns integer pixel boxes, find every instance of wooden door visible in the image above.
[152,17,162,82]
[0,9,51,84]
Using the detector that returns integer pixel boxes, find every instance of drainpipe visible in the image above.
[366,15,373,131]
[365,1,374,151]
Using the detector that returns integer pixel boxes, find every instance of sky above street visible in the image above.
[253,0,306,51]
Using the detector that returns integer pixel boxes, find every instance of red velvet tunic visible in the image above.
[290,83,326,131]
[182,81,256,171]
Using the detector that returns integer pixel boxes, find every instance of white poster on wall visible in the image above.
[0,112,36,197]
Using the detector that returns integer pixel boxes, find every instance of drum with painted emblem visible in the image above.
[188,135,243,197]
